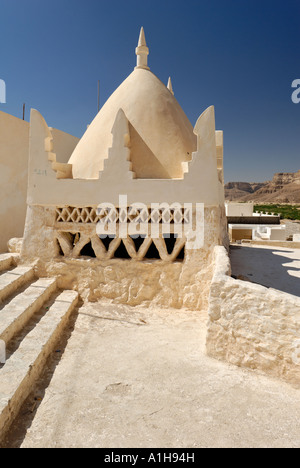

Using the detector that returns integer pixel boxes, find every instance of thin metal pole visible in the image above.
[22,103,25,120]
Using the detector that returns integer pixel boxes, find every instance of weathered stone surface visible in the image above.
[0,266,35,303]
[0,253,18,272]
[20,205,228,310]
[0,277,57,343]
[7,238,23,254]
[0,290,78,438]
[207,246,300,387]
[16,302,300,449]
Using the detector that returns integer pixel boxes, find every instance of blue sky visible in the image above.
[0,0,299,182]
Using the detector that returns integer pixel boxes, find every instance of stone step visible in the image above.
[0,254,18,273]
[0,289,79,437]
[0,278,57,345]
[0,266,35,304]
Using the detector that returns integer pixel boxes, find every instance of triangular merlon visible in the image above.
[101,108,136,180]
[182,106,216,177]
[194,105,216,143]
[182,106,220,201]
[30,109,73,180]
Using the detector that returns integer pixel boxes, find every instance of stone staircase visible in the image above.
[0,253,79,439]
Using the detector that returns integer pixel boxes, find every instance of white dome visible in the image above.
[69,33,196,180]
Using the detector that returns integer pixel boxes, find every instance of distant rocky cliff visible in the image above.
[225,170,300,203]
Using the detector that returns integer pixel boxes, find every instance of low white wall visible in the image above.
[225,203,254,217]
[0,111,29,253]
[0,111,79,253]
[207,246,300,387]
[269,227,286,241]
[242,240,300,249]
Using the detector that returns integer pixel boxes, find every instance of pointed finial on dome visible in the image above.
[167,77,174,95]
[135,27,150,70]
[138,27,147,47]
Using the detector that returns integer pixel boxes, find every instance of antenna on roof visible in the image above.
[22,103,25,120]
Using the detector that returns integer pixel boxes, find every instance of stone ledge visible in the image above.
[207,246,300,387]
[0,278,57,344]
[0,267,35,304]
[0,254,19,273]
[241,239,300,249]
[0,289,79,439]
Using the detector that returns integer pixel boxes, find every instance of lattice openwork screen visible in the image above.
[55,206,190,225]
[55,206,187,261]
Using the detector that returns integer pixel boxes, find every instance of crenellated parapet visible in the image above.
[26,105,223,207]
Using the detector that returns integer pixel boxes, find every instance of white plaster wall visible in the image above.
[253,226,286,241]
[50,128,80,164]
[225,203,254,217]
[269,227,286,241]
[207,246,300,387]
[0,111,29,253]
[0,111,80,253]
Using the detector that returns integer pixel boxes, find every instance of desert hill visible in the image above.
[225,170,300,203]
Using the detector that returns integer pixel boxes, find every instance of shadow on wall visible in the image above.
[230,246,300,298]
